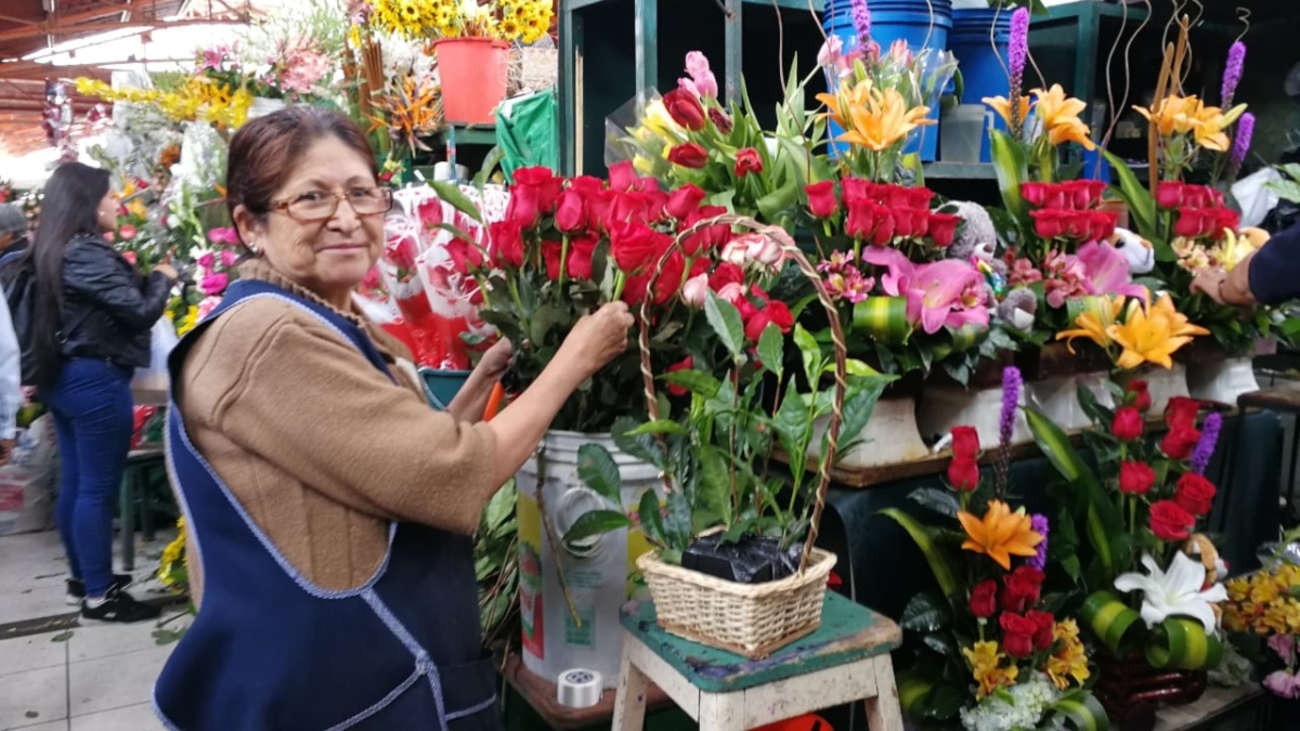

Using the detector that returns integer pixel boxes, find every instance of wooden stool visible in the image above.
[612,591,903,731]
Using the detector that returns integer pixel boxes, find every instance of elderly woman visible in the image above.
[154,108,632,730]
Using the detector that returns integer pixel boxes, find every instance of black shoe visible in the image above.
[80,587,160,624]
[66,574,133,606]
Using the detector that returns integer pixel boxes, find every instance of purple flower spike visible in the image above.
[1191,412,1223,475]
[1231,112,1255,169]
[1000,366,1022,449]
[1221,41,1247,108]
[1008,8,1031,94]
[851,0,872,47]
[1029,514,1050,570]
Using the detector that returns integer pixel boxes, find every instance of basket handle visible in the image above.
[635,214,848,575]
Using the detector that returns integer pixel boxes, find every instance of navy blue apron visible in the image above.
[153,279,501,730]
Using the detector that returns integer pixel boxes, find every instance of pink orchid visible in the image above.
[859,246,913,297]
[680,51,718,99]
[904,259,990,335]
[1043,251,1090,309]
[1268,634,1298,666]
[1264,669,1300,699]
[1076,241,1150,302]
[207,227,240,246]
[200,272,229,296]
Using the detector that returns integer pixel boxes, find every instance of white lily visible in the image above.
[1113,552,1228,634]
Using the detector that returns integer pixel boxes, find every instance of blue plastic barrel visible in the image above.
[823,0,954,162]
[948,8,1012,161]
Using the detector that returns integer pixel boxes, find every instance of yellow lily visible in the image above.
[838,86,933,152]
[957,500,1043,571]
[1032,84,1096,150]
[982,94,1031,128]
[1055,295,1126,353]
[1134,95,1201,137]
[1047,619,1091,690]
[816,79,874,131]
[1107,293,1208,370]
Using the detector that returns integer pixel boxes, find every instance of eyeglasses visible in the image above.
[270,187,394,222]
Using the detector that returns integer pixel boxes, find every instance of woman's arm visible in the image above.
[445,339,512,422]
[64,241,175,329]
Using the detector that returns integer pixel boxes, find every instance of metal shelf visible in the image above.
[922,162,998,181]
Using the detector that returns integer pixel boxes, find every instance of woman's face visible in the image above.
[235,135,385,305]
[96,191,118,232]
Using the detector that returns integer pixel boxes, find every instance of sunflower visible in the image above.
[498,18,521,40]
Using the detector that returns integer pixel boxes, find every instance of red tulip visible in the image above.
[662,88,706,131]
[708,107,733,134]
[806,181,838,219]
[668,143,709,169]
[734,147,763,177]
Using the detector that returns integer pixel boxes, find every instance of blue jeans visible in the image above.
[42,358,134,597]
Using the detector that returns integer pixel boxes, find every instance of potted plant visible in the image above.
[1025,372,1229,729]
[564,217,890,658]
[879,367,1109,730]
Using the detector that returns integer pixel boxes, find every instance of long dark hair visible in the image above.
[25,162,110,387]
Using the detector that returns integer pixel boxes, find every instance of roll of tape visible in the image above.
[556,668,602,709]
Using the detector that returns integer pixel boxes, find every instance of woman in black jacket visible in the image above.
[28,162,177,623]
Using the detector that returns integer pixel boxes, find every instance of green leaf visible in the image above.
[757,324,784,376]
[918,684,965,721]
[638,490,666,546]
[704,293,746,358]
[908,487,961,519]
[1265,178,1300,204]
[1049,691,1111,731]
[624,419,688,437]
[989,128,1029,220]
[878,508,959,599]
[835,374,890,451]
[774,383,812,471]
[577,443,622,505]
[431,181,483,223]
[900,592,950,632]
[661,369,722,399]
[697,446,733,527]
[663,490,693,549]
[613,416,667,471]
[756,178,800,220]
[792,324,822,386]
[1102,151,1156,239]
[562,510,632,548]
[50,630,74,643]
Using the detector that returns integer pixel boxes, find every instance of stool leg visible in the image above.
[863,655,903,731]
[613,641,649,731]
[119,468,135,572]
[697,692,745,731]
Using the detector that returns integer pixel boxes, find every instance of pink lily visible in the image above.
[1077,241,1149,302]
[905,259,990,335]
[859,246,913,297]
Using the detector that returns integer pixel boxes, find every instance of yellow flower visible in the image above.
[1031,84,1096,150]
[1250,576,1282,605]
[982,94,1031,129]
[1056,295,1125,353]
[963,641,1018,699]
[1107,293,1208,370]
[957,500,1043,571]
[1226,575,1251,602]
[1047,619,1091,689]
[817,80,873,131]
[176,306,200,337]
[839,86,934,152]
[1134,95,1201,138]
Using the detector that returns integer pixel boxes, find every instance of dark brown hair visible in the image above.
[225,106,378,230]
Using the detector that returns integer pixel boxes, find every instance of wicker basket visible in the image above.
[638,548,837,658]
[633,216,849,659]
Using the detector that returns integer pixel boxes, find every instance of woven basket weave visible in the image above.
[638,548,837,659]
[633,215,848,659]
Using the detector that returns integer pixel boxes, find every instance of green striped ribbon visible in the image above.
[1144,617,1223,670]
[852,296,912,345]
[1080,590,1141,655]
[896,673,932,718]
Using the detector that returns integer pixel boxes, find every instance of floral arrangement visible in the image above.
[1055,290,1207,371]
[883,368,1106,730]
[608,51,823,228]
[364,0,552,43]
[1223,536,1300,698]
[1026,375,1229,675]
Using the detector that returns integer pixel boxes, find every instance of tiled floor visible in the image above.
[0,529,186,731]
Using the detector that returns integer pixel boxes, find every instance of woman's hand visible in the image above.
[154,263,179,281]
[557,302,635,379]
[1190,268,1228,304]
[476,338,513,380]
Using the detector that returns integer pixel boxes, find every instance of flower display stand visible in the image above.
[916,383,1032,447]
[826,396,931,470]
[1185,355,1260,408]
[611,591,903,731]
[1117,364,1190,417]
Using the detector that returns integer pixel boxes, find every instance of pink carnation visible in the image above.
[200,272,230,296]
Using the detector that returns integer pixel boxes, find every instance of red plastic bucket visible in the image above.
[434,37,509,125]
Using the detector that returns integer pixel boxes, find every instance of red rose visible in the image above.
[708,107,733,134]
[512,165,563,213]
[668,142,709,169]
[1089,211,1118,241]
[734,147,763,177]
[1081,180,1108,208]
[541,240,563,280]
[1042,184,1069,210]
[611,222,671,273]
[1027,610,1056,650]
[1031,209,1066,238]
[1001,566,1045,613]
[743,299,794,342]
[650,249,686,305]
[1064,211,1090,239]
[1161,424,1201,460]
[709,262,744,291]
[999,612,1038,659]
[1119,460,1156,495]
[1149,499,1195,542]
[567,234,599,280]
[608,161,637,191]
[682,205,730,255]
[806,181,838,219]
[1021,182,1049,207]
[927,212,961,247]
[947,457,980,492]
[1175,472,1216,516]
[666,183,707,220]
[969,579,998,619]
[1111,406,1144,441]
[1174,209,1206,238]
[1156,182,1184,209]
[666,356,695,397]
[1212,207,1240,236]
[893,208,927,239]
[908,187,935,209]
[883,185,913,210]
[554,189,586,232]
[845,201,877,240]
[951,425,980,460]
[488,220,525,268]
[621,273,650,304]
[840,177,871,207]
[662,88,706,131]
[505,184,542,228]
[870,209,896,247]
[1165,397,1201,430]
[1127,380,1152,412]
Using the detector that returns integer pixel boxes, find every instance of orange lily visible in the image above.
[1032,84,1096,150]
[840,86,933,152]
[1107,293,1208,370]
[982,94,1031,129]
[957,500,1043,571]
[1056,295,1126,353]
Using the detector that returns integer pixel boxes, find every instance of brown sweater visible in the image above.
[174,260,499,605]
